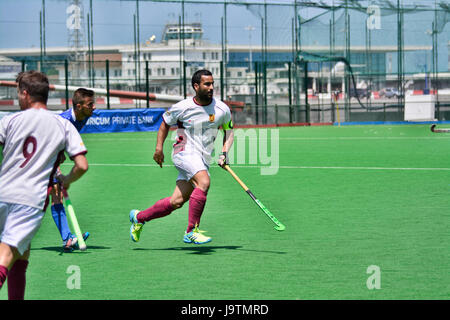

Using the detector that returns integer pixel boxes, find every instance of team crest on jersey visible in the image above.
[209,114,215,122]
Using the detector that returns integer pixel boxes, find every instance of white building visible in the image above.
[0,55,22,80]
[0,23,446,102]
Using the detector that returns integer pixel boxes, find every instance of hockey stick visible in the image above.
[431,124,450,133]
[61,188,87,251]
[224,165,285,231]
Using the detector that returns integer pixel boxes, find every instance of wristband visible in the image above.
[223,120,233,130]
[220,151,229,164]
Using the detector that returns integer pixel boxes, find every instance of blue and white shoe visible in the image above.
[183,226,212,244]
[129,209,144,242]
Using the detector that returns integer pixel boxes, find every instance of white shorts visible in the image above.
[0,202,45,255]
[172,151,210,182]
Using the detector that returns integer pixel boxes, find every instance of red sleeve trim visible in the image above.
[69,150,88,161]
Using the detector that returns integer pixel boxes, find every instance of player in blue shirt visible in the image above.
[51,88,95,251]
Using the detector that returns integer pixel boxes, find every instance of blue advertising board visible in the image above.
[80,108,165,134]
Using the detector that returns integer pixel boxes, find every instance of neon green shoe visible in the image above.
[183,226,212,244]
[129,209,144,242]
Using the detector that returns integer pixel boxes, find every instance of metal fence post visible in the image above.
[106,59,110,109]
[220,60,224,102]
[304,60,310,124]
[263,61,267,124]
[183,60,187,99]
[254,62,259,125]
[65,59,69,110]
[146,60,149,108]
[275,104,278,126]
[331,101,335,123]
[436,101,440,120]
[288,62,293,123]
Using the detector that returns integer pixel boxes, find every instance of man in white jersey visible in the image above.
[0,71,88,300]
[129,69,234,244]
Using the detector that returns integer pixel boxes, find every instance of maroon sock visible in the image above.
[7,259,28,300]
[137,197,174,223]
[0,265,8,290]
[187,188,207,233]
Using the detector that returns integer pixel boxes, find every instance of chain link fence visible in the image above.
[1,0,450,124]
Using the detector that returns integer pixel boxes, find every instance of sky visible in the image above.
[0,0,447,47]
[0,0,272,48]
[0,0,448,70]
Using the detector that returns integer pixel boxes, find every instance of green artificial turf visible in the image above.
[1,124,449,300]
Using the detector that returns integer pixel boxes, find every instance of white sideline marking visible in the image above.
[60,163,450,171]
[83,136,450,142]
[279,137,450,141]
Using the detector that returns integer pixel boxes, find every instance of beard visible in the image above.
[198,90,213,101]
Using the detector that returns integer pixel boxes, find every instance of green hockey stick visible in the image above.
[224,165,285,231]
[62,188,87,251]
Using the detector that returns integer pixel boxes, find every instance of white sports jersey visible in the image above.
[0,108,87,210]
[163,97,232,165]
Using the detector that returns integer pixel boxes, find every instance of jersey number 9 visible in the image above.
[20,136,37,168]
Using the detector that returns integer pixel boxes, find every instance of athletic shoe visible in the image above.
[183,226,212,244]
[73,232,90,250]
[129,209,144,242]
[63,235,77,252]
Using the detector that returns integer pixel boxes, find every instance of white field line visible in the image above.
[82,136,450,142]
[60,163,450,171]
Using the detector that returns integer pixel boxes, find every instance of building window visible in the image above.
[157,68,166,76]
[203,52,206,60]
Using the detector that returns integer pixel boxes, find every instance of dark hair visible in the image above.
[16,71,49,104]
[72,88,95,110]
[191,69,212,89]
